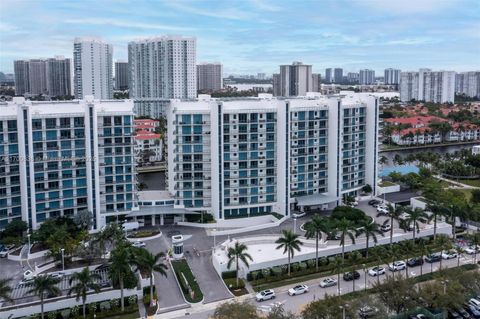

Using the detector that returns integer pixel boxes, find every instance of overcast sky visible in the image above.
[1,0,479,75]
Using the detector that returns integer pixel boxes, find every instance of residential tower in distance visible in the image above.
[115,60,129,91]
[400,69,456,103]
[197,62,223,92]
[273,62,313,97]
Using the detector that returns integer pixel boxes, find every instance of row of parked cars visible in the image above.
[449,297,480,318]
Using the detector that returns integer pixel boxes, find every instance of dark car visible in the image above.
[327,233,341,240]
[449,310,463,319]
[358,306,378,318]
[95,263,110,271]
[343,271,360,281]
[425,253,442,263]
[368,199,381,206]
[455,307,471,318]
[465,303,480,318]
[407,257,424,267]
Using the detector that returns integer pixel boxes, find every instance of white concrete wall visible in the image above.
[411,197,427,210]
[377,183,401,195]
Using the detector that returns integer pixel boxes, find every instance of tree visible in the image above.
[333,218,356,266]
[0,219,27,243]
[331,255,343,296]
[109,243,135,312]
[466,232,480,264]
[132,248,168,306]
[275,230,303,276]
[386,204,404,246]
[404,208,428,241]
[304,215,331,271]
[379,155,389,166]
[362,184,373,194]
[227,241,253,287]
[435,234,452,270]
[213,300,259,319]
[302,294,354,319]
[425,199,444,240]
[73,210,93,231]
[68,267,101,318]
[0,278,12,302]
[370,246,387,286]
[373,274,417,314]
[27,275,61,319]
[355,220,383,258]
[420,279,465,310]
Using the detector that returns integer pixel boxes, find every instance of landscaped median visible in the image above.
[171,259,204,303]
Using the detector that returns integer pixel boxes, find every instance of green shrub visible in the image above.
[299,262,307,271]
[222,270,237,279]
[224,278,245,289]
[171,259,204,303]
[306,259,315,268]
[272,266,282,276]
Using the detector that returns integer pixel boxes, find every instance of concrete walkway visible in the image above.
[435,175,479,189]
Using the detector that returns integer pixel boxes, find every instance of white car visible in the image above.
[388,261,406,272]
[292,212,306,218]
[441,251,457,259]
[288,284,309,296]
[23,270,36,281]
[0,249,9,258]
[380,224,391,232]
[50,272,65,280]
[464,246,480,255]
[319,277,337,288]
[376,206,389,216]
[132,241,146,248]
[256,289,275,302]
[468,298,480,309]
[368,266,386,276]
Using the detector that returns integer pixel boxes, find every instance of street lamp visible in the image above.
[362,263,367,292]
[61,248,65,271]
[27,233,31,252]
[293,217,297,234]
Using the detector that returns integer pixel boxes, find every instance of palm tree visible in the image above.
[435,235,452,270]
[109,244,134,312]
[425,200,444,240]
[227,242,253,287]
[304,214,331,271]
[370,246,387,286]
[275,230,303,276]
[355,220,384,258]
[388,245,403,280]
[133,249,168,306]
[349,251,362,293]
[401,240,416,278]
[404,208,428,241]
[27,275,61,319]
[0,278,12,302]
[417,238,429,276]
[68,267,101,318]
[331,255,343,296]
[386,204,404,246]
[333,218,356,267]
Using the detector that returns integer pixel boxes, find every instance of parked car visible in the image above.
[256,289,275,302]
[425,253,442,263]
[98,280,111,288]
[464,246,480,255]
[292,212,306,218]
[23,270,36,281]
[0,249,9,258]
[358,306,378,318]
[389,261,406,272]
[449,309,463,319]
[407,257,424,267]
[381,224,392,232]
[376,207,389,216]
[454,307,471,318]
[368,266,386,276]
[468,298,480,310]
[50,272,65,280]
[465,303,480,317]
[327,233,341,240]
[442,250,458,260]
[288,284,309,296]
[132,241,146,248]
[319,277,337,288]
[343,271,360,281]
[368,199,381,206]
[408,315,427,319]
[95,263,110,271]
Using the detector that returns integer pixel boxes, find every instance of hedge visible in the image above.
[221,270,237,279]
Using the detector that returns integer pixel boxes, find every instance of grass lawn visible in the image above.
[378,180,396,187]
[171,259,204,303]
[458,179,480,187]
[455,189,473,201]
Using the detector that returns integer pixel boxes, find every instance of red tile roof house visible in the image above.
[134,119,160,133]
[134,130,163,163]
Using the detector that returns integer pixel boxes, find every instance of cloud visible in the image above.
[167,1,254,21]
[354,0,460,14]
[64,18,194,32]
[249,0,283,12]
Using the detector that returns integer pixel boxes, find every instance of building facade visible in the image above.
[334,68,343,83]
[312,74,321,92]
[384,68,401,85]
[167,93,379,220]
[197,63,223,92]
[325,68,333,83]
[115,61,129,91]
[14,60,30,96]
[73,37,113,100]
[0,97,137,230]
[347,72,359,83]
[276,62,313,97]
[456,71,480,98]
[400,72,419,102]
[359,69,375,85]
[46,56,72,97]
[400,70,456,103]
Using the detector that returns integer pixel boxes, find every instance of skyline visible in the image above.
[0,0,479,75]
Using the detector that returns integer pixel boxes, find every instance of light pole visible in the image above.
[362,264,367,292]
[293,217,297,234]
[27,233,31,252]
[61,248,65,271]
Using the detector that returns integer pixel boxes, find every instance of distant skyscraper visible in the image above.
[115,61,129,91]
[400,69,455,103]
[334,68,343,83]
[272,73,281,96]
[325,68,333,83]
[14,60,30,95]
[128,36,196,100]
[359,69,375,85]
[384,68,401,85]
[73,37,113,99]
[197,63,223,91]
[257,73,266,80]
[46,56,71,97]
[277,62,312,97]
[27,59,48,95]
[347,72,359,83]
[400,72,419,102]
[456,71,480,98]
[312,73,321,92]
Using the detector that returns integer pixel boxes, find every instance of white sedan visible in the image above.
[368,266,386,276]
[23,270,36,281]
[388,261,406,272]
[441,251,457,259]
[464,246,480,255]
[288,284,309,296]
[319,277,337,288]
[132,241,146,248]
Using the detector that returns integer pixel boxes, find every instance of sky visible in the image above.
[0,0,479,75]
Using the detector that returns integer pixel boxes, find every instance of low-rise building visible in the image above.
[134,130,163,163]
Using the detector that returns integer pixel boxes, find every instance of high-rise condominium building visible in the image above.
[73,37,113,100]
[197,63,223,91]
[347,72,359,83]
[14,60,30,95]
[384,68,401,85]
[274,62,312,97]
[334,68,343,83]
[359,69,375,85]
[128,36,196,117]
[166,93,378,220]
[272,74,281,96]
[115,61,129,91]
[14,57,71,97]
[312,74,322,92]
[0,96,137,230]
[400,69,455,103]
[325,68,333,83]
[456,72,480,98]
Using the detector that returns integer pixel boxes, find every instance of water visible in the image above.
[138,171,166,190]
[380,165,419,177]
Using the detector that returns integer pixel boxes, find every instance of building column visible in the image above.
[160,215,164,226]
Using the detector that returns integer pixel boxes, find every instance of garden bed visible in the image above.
[171,259,204,303]
[127,230,160,239]
[30,242,48,253]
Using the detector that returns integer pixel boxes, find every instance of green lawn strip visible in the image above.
[458,179,480,187]
[379,181,396,187]
[171,259,204,303]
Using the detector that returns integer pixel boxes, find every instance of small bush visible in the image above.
[222,270,237,279]
[224,278,245,289]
